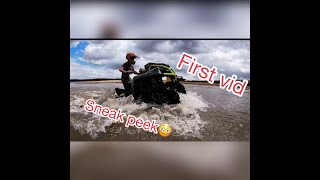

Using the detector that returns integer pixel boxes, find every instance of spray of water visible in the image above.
[70,88,209,139]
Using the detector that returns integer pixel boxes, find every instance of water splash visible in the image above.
[70,88,209,139]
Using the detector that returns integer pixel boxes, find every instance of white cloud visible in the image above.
[83,40,136,68]
[70,40,80,48]
[70,61,121,79]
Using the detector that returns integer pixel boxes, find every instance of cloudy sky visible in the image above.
[70,40,250,80]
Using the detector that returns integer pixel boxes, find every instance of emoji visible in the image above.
[158,124,172,137]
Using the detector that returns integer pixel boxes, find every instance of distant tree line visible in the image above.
[70,78,120,82]
[70,77,250,86]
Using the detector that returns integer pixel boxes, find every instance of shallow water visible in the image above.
[70,82,250,141]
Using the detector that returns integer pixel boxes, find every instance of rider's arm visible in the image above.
[119,66,132,73]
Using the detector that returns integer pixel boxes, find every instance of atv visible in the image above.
[115,63,186,104]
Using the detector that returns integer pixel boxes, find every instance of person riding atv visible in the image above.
[118,52,139,97]
[116,61,186,104]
